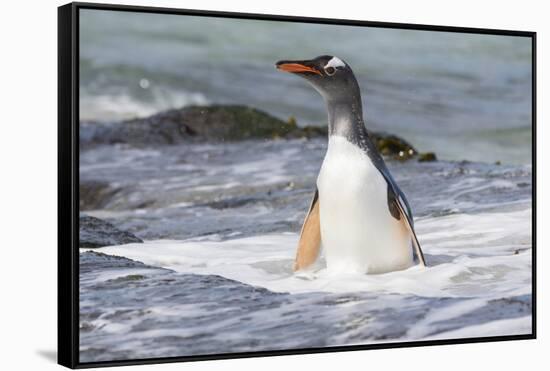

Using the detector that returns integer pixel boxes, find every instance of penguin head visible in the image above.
[275,55,359,101]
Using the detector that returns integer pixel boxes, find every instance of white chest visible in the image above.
[316,136,413,274]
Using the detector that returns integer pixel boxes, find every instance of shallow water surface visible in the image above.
[79,139,532,362]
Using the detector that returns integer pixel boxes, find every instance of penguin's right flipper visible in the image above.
[294,189,321,271]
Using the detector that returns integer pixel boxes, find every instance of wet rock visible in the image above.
[80,180,121,210]
[80,215,143,248]
[284,124,328,139]
[369,131,418,161]
[80,105,434,161]
[164,105,296,140]
[81,105,322,146]
[80,251,161,273]
[418,152,437,162]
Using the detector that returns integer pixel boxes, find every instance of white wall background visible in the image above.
[0,0,545,369]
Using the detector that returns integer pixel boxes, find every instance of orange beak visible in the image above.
[276,62,322,75]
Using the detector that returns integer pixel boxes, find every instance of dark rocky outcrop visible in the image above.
[80,215,143,248]
[80,105,324,147]
[418,152,437,162]
[369,132,418,161]
[80,105,433,161]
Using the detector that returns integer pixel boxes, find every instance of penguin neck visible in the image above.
[325,93,368,144]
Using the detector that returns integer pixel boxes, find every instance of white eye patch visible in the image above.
[325,56,346,69]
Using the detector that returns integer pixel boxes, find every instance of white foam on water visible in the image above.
[80,88,210,121]
[79,188,532,359]
[229,146,300,185]
[87,208,532,300]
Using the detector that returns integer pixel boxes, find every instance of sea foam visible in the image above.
[90,208,531,300]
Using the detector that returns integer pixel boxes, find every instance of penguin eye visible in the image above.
[324,66,336,76]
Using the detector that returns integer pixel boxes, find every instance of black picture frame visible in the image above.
[58,2,537,369]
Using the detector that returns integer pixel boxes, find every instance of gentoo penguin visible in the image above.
[275,55,426,274]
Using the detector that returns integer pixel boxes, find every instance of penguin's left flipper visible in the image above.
[294,189,321,271]
[388,187,427,267]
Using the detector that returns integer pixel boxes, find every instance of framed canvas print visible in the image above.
[58,2,536,368]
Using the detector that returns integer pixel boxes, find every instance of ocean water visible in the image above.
[79,9,533,164]
[79,139,532,362]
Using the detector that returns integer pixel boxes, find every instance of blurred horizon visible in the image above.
[79,9,533,164]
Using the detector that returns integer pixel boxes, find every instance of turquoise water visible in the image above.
[79,9,533,163]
